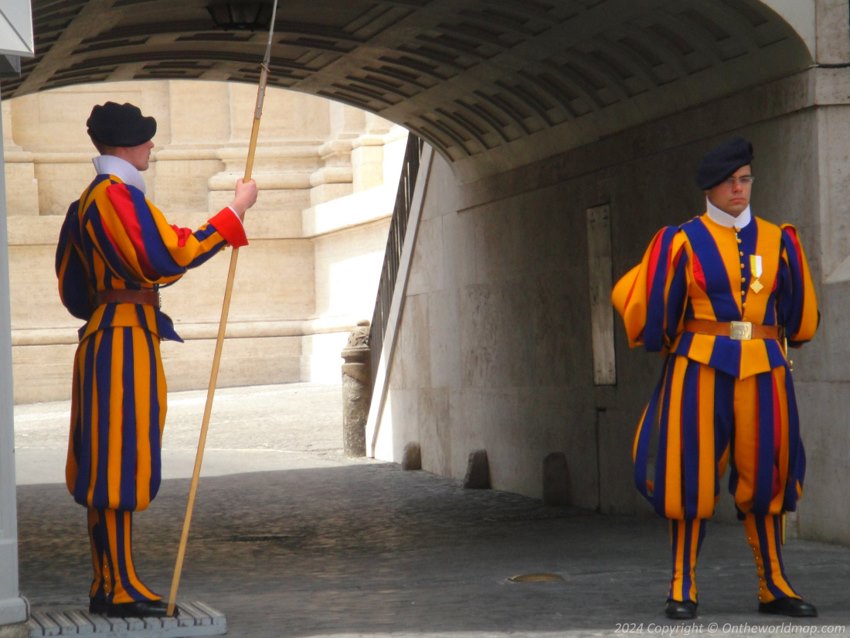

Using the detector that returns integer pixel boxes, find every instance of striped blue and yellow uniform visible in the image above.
[56,173,247,605]
[612,212,818,604]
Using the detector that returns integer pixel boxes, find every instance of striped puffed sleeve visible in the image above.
[611,226,688,352]
[88,181,247,285]
[56,200,95,320]
[778,224,819,346]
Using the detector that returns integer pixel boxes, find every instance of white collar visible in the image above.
[705,197,751,229]
[92,155,147,194]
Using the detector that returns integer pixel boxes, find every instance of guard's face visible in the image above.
[706,165,753,217]
[116,139,155,171]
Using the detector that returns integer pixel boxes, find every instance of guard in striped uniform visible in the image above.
[612,137,819,619]
[56,102,258,618]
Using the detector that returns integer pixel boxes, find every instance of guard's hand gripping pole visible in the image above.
[167,1,278,617]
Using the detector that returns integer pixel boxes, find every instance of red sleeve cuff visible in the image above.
[209,207,248,248]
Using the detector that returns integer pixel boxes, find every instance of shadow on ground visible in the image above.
[17,462,850,638]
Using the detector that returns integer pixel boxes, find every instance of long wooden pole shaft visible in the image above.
[166,62,269,617]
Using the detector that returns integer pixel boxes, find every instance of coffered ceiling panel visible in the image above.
[3,0,812,175]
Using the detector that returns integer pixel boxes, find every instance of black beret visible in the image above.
[695,136,753,190]
[86,102,157,147]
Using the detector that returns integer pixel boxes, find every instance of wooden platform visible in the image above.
[27,601,226,637]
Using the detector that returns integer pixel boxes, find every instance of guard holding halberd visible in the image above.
[56,101,258,618]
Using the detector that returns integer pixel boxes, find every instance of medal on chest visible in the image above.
[750,254,763,293]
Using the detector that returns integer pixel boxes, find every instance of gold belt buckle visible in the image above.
[729,321,753,341]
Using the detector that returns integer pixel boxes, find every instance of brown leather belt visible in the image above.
[685,319,779,341]
[94,289,160,308]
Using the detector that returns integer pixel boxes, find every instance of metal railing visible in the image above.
[369,133,425,388]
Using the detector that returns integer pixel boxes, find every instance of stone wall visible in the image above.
[370,66,850,545]
[2,80,406,403]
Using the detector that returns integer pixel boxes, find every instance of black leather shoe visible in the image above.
[105,600,179,618]
[759,597,817,617]
[88,599,107,614]
[665,599,698,619]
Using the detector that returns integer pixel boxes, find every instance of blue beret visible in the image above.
[695,137,753,190]
[87,102,157,147]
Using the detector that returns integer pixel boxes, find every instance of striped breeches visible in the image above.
[88,508,160,604]
[66,325,167,511]
[634,355,805,520]
[669,514,800,603]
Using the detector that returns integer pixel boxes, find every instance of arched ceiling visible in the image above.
[3,0,813,179]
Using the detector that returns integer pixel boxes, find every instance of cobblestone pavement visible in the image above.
[13,384,850,637]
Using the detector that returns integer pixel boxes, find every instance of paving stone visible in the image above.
[13,384,850,637]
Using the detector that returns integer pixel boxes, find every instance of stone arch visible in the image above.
[9,0,814,181]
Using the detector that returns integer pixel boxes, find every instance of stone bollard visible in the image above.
[542,452,570,506]
[341,320,372,457]
[402,442,422,470]
[463,449,491,489]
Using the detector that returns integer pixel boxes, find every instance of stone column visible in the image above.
[0,91,30,629]
[1,101,38,217]
[341,320,371,457]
